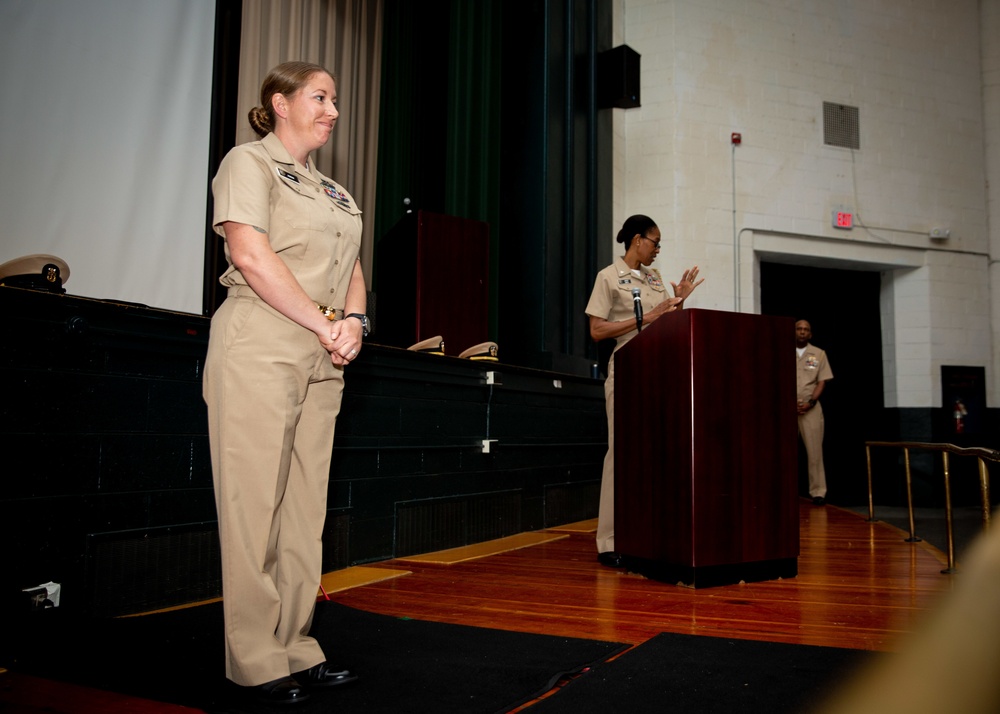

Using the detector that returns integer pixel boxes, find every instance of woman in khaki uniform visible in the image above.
[585,215,702,567]
[204,62,366,706]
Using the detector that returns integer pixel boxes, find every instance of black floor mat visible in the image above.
[7,599,628,713]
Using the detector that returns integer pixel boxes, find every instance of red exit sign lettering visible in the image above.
[832,210,854,229]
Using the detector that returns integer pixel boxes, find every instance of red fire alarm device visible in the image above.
[832,210,854,229]
[731,132,741,145]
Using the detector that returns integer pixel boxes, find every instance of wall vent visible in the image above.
[544,481,600,527]
[823,102,860,150]
[321,511,351,572]
[395,490,522,557]
[85,522,221,617]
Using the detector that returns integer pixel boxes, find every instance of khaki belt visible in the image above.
[227,287,343,321]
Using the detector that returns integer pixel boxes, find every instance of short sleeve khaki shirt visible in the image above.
[212,132,363,307]
[585,257,669,352]
[796,344,833,402]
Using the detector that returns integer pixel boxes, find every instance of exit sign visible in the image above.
[832,210,854,229]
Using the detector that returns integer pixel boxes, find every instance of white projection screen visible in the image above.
[0,0,216,315]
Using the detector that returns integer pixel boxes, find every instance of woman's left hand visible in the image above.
[325,260,368,366]
[325,317,363,365]
[671,266,704,299]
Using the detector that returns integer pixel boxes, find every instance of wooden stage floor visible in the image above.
[0,501,965,713]
[335,500,957,652]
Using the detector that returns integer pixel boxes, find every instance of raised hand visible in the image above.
[671,266,704,300]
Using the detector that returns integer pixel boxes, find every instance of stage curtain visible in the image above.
[443,1,502,224]
[445,1,503,335]
[237,0,383,275]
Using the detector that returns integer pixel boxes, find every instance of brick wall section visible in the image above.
[615,0,996,408]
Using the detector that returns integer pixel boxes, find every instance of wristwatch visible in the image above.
[346,313,370,338]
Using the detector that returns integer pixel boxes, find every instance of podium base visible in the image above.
[625,556,798,589]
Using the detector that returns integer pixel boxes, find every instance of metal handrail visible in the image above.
[864,441,998,574]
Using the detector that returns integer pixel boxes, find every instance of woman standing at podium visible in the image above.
[585,215,702,568]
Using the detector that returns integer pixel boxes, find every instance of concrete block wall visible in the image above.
[983,0,1000,415]
[876,254,991,411]
[612,0,995,408]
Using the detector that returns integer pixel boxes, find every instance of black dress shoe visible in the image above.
[812,496,826,506]
[597,551,625,568]
[295,661,359,688]
[254,676,310,705]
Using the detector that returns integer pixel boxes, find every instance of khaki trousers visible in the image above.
[798,403,827,498]
[596,357,616,553]
[204,296,344,686]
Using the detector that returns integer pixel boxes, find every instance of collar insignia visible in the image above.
[277,168,300,183]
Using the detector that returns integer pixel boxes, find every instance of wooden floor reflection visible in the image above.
[334,501,957,653]
[0,501,962,713]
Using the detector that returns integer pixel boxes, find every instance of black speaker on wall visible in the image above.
[597,44,640,109]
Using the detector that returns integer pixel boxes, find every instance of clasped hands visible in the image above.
[318,319,363,366]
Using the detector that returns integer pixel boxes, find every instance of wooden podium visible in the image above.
[614,308,799,587]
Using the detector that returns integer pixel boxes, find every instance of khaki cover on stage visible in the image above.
[614,308,799,587]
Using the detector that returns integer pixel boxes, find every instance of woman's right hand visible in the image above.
[587,296,682,342]
[646,296,683,320]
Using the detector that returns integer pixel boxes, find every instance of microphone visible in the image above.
[631,288,643,332]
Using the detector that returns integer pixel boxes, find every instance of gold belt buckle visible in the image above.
[317,304,339,321]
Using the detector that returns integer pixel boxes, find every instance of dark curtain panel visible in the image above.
[373,0,450,281]
[203,0,244,316]
[445,1,503,335]
[375,0,611,375]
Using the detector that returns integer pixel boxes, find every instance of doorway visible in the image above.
[760,262,884,505]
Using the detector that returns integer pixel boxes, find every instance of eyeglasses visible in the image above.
[639,235,661,249]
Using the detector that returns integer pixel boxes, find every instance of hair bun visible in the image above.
[248,105,273,138]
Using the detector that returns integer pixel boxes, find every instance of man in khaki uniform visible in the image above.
[795,320,833,505]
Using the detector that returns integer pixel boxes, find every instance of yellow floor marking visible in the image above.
[123,566,411,617]
[395,532,568,564]
[319,566,411,594]
[118,527,588,616]
[122,597,222,616]
[546,518,598,533]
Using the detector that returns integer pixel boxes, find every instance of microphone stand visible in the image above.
[632,288,643,332]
